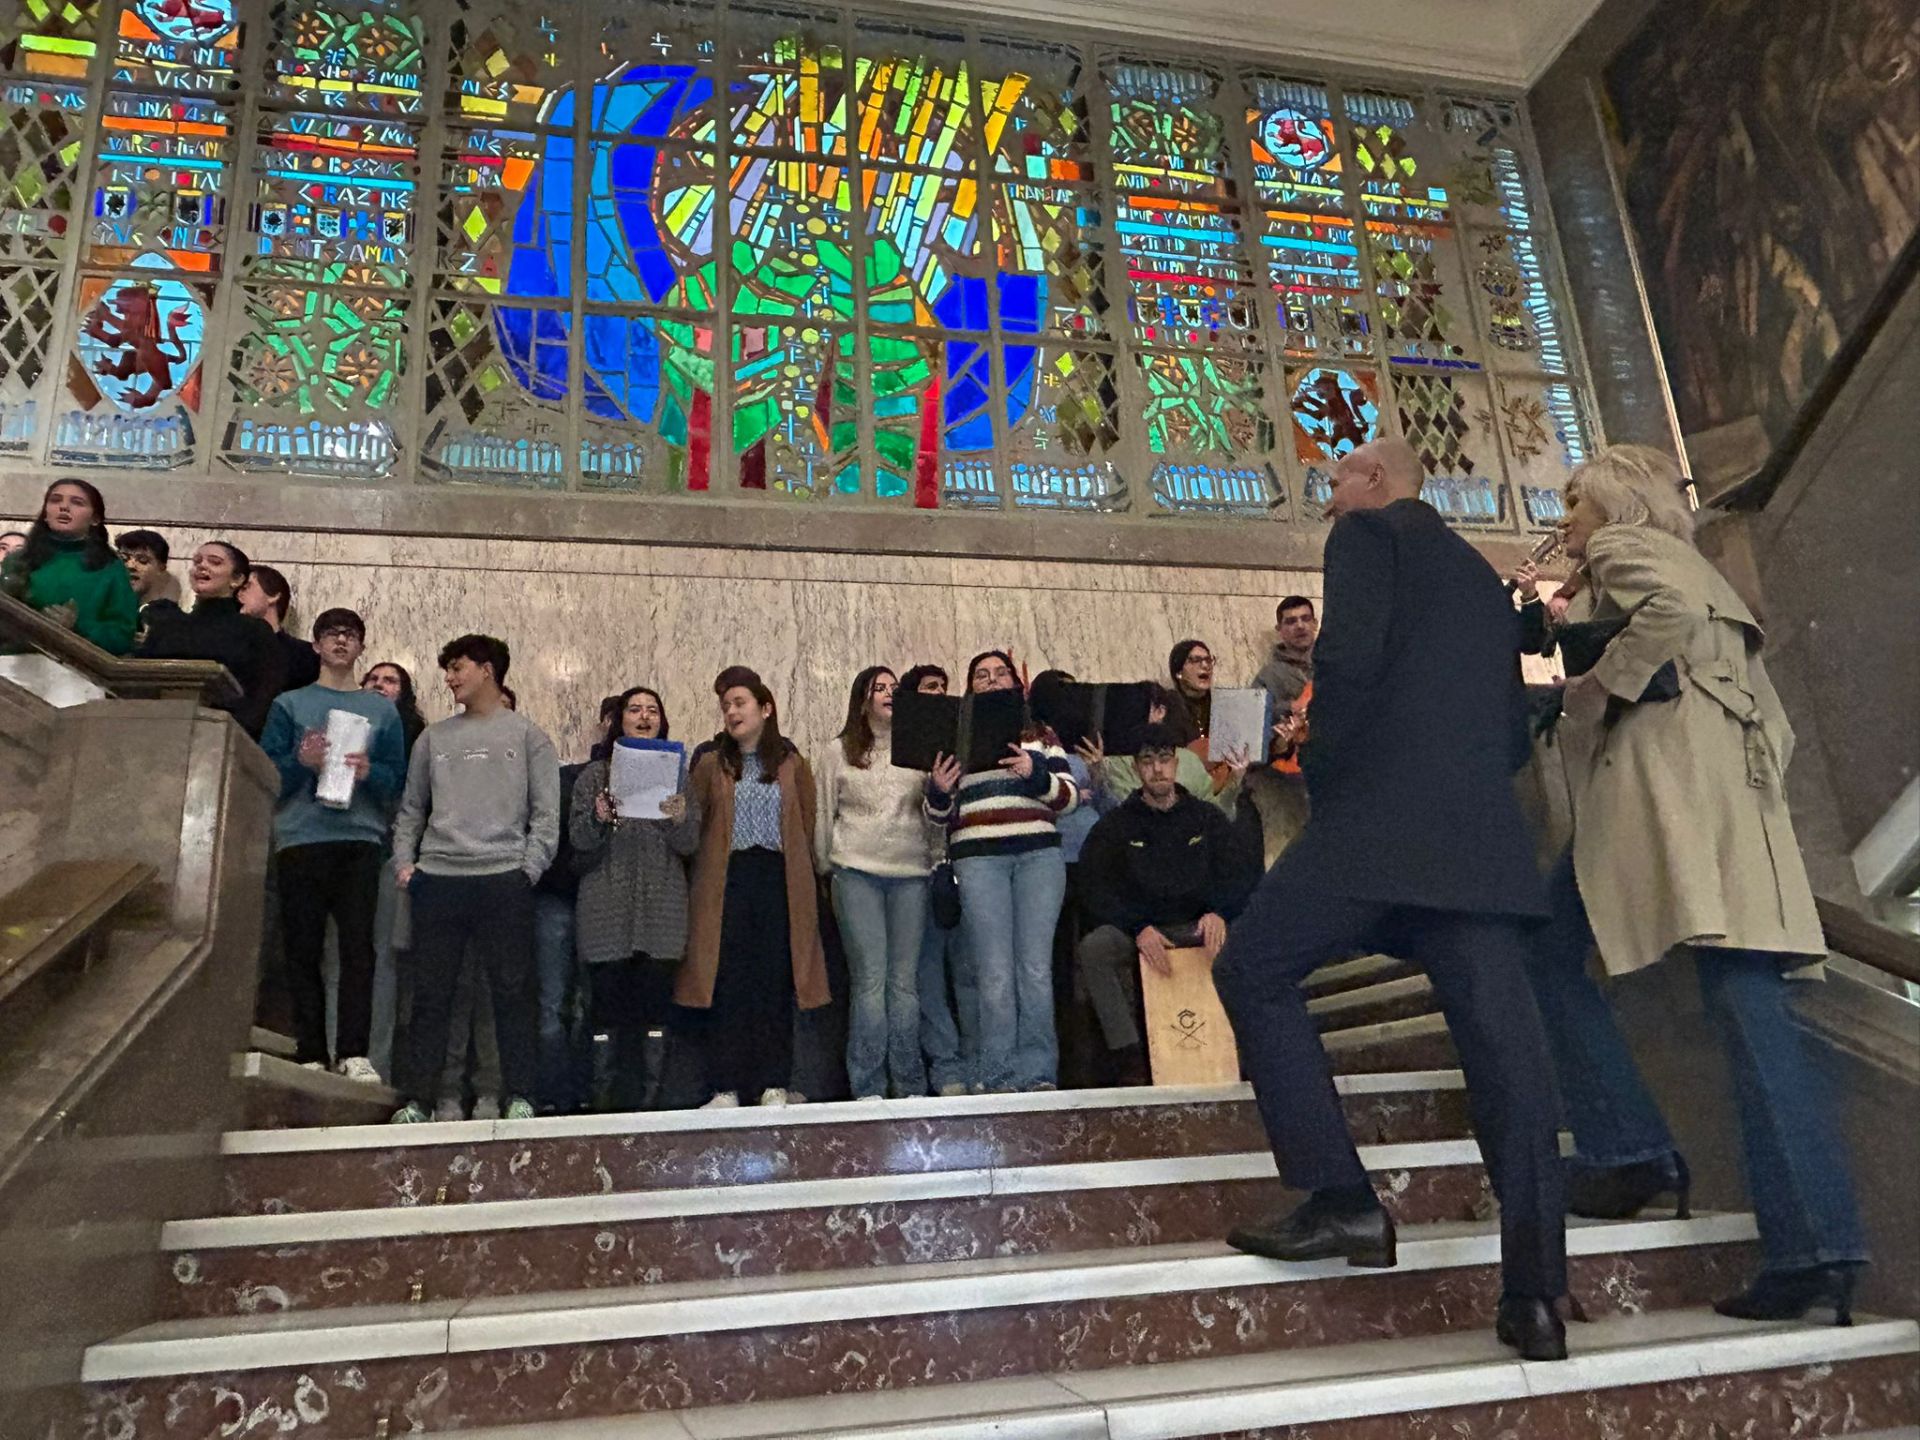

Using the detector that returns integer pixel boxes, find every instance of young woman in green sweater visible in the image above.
[0,478,140,655]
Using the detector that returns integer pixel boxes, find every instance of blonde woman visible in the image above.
[1525,444,1865,1325]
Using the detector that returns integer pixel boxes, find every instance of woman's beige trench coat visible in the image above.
[1557,523,1825,978]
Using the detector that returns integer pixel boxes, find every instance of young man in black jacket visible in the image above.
[1075,722,1257,1085]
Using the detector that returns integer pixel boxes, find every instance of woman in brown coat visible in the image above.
[1524,445,1866,1325]
[677,666,830,1108]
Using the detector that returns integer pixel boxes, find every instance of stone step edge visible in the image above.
[1300,953,1410,993]
[383,1312,1920,1440]
[1304,972,1433,1016]
[84,1213,1756,1382]
[1320,1010,1450,1051]
[234,1050,399,1108]
[165,1141,1486,1250]
[218,1070,1468,1156]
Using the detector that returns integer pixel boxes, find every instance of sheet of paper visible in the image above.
[316,708,373,809]
[610,737,685,820]
[1209,687,1272,767]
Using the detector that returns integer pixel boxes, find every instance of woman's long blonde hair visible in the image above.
[1566,445,1695,545]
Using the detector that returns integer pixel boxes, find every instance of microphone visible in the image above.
[1505,531,1563,595]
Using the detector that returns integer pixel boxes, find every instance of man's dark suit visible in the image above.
[1214,497,1566,1299]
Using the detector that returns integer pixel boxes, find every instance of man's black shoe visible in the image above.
[1225,1193,1397,1269]
[1495,1295,1568,1361]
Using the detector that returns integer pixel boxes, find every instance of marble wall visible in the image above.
[129,529,1329,763]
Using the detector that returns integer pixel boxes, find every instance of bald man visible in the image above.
[1213,439,1569,1361]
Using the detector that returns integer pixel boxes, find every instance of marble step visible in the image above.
[78,1215,1762,1436]
[163,1142,1495,1316]
[1307,973,1437,1032]
[380,1311,1920,1440]
[233,1049,397,1130]
[1321,1011,1457,1073]
[215,1072,1473,1216]
[1301,953,1419,998]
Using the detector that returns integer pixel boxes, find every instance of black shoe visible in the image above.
[1226,1193,1397,1269]
[1567,1152,1691,1221]
[1495,1295,1569,1361]
[1714,1263,1860,1327]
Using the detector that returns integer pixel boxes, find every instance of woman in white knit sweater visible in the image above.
[815,665,938,1099]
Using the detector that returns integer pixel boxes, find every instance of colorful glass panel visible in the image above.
[55,259,208,467]
[421,295,569,486]
[221,282,406,475]
[1002,341,1121,510]
[1,0,102,83]
[1106,61,1258,350]
[245,113,415,284]
[445,0,567,126]
[1247,76,1367,359]
[108,0,239,93]
[0,260,55,448]
[0,84,85,264]
[1287,362,1381,510]
[0,4,1593,514]
[1347,90,1475,372]
[261,0,424,117]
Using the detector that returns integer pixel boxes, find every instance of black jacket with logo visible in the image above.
[1079,786,1257,937]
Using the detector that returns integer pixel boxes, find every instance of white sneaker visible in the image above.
[701,1091,740,1109]
[757,1088,791,1107]
[471,1095,501,1121]
[503,1098,535,1121]
[433,1098,464,1123]
[335,1057,382,1084]
[937,1082,969,1098]
[390,1102,428,1124]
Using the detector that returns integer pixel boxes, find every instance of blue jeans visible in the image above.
[956,847,1067,1091]
[533,890,578,1110]
[919,904,976,1093]
[833,869,929,1099]
[1527,850,1868,1272]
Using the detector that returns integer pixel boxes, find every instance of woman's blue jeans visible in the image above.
[919,904,976,1093]
[956,847,1067,1091]
[1526,849,1868,1272]
[833,869,929,1099]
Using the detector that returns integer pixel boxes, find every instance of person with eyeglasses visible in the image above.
[259,607,408,1081]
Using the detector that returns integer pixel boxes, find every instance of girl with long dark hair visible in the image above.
[925,649,1077,1092]
[571,684,699,1110]
[678,667,829,1107]
[816,665,936,1099]
[362,661,428,757]
[0,478,139,655]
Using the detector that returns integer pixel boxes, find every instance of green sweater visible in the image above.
[2,537,140,655]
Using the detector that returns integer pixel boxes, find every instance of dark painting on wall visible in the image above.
[1606,0,1920,448]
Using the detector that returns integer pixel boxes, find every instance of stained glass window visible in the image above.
[0,0,1593,526]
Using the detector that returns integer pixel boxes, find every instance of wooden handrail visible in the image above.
[0,590,239,705]
[1817,895,1920,989]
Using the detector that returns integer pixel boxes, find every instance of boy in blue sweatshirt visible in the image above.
[260,607,407,1079]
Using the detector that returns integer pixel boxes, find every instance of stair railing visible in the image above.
[0,590,239,705]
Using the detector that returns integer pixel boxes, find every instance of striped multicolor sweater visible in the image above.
[925,744,1079,860]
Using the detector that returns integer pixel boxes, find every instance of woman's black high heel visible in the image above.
[1566,1151,1691,1221]
[1714,1263,1860,1327]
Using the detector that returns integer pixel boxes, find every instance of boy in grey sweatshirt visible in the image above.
[390,634,560,1123]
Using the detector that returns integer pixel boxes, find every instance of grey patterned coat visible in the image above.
[569,759,702,965]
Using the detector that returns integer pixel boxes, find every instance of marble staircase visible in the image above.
[55,963,1920,1439]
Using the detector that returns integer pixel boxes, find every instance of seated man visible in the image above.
[1074,722,1257,1085]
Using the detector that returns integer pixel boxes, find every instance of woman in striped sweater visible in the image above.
[926,650,1078,1092]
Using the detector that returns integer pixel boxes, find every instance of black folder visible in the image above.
[1027,679,1155,756]
[890,687,1027,771]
